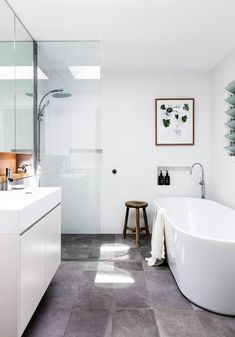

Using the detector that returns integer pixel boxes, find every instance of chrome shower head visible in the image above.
[25,92,33,97]
[52,92,72,98]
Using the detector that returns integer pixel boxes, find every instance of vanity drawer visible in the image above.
[19,205,61,336]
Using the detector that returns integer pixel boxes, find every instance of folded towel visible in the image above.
[145,208,166,267]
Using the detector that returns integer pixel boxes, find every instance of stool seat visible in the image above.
[123,200,150,247]
[125,201,148,208]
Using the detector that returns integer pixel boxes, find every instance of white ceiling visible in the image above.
[7,0,235,71]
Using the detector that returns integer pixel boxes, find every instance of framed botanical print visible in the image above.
[155,98,194,145]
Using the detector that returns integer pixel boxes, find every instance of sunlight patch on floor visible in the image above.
[94,271,135,284]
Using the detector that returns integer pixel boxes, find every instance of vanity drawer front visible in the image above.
[20,216,46,336]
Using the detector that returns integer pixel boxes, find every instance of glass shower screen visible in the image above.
[37,41,102,233]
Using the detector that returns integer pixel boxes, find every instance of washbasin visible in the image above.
[0,188,52,201]
[0,189,35,200]
[0,187,61,234]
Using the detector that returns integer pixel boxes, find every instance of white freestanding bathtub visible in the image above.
[154,197,235,316]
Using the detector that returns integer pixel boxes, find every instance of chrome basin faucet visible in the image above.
[190,162,205,199]
[5,168,13,191]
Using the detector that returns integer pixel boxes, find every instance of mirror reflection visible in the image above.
[0,1,34,153]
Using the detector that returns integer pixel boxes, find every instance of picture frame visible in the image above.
[155,98,195,145]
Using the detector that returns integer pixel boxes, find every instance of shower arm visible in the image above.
[38,89,63,115]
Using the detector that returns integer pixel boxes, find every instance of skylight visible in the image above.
[69,66,100,79]
[0,66,48,80]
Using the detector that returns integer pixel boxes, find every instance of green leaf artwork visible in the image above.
[183,104,189,111]
[163,118,171,127]
[181,115,187,123]
[160,104,166,110]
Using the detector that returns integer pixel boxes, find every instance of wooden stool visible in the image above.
[123,200,150,247]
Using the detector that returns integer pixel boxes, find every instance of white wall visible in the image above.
[101,71,211,233]
[210,49,235,208]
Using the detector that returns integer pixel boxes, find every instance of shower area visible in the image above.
[36,42,102,233]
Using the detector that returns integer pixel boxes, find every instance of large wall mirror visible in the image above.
[0,0,34,153]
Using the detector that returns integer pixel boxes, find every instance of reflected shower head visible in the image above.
[52,92,72,98]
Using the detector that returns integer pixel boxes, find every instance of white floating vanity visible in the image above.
[0,187,61,337]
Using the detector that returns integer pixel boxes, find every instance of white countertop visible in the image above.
[0,187,61,234]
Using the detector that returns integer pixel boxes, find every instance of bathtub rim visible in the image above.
[154,197,235,244]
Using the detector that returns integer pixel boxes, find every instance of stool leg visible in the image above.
[143,207,150,235]
[136,208,140,247]
[123,207,129,239]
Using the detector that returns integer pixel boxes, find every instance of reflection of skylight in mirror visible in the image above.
[95,271,135,284]
[0,66,48,79]
[69,66,100,79]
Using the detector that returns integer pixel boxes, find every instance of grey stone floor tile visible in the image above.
[113,271,150,308]
[62,234,94,247]
[197,310,235,337]
[92,234,115,246]
[115,234,138,247]
[23,234,235,337]
[145,270,193,310]
[42,283,78,309]
[51,262,84,286]
[62,246,90,261]
[84,261,115,271]
[112,308,160,337]
[22,304,71,337]
[76,271,114,308]
[88,247,116,261]
[155,309,207,337]
[64,305,112,337]
[116,234,151,248]
[114,247,142,261]
[114,261,143,272]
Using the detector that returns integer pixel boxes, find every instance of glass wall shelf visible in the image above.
[224,145,235,154]
[225,107,235,118]
[225,133,235,141]
[225,120,235,129]
[225,95,235,106]
[225,80,235,94]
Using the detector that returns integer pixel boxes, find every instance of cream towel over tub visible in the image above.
[146,208,166,266]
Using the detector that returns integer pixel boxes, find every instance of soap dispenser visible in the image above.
[158,170,164,185]
[164,170,170,185]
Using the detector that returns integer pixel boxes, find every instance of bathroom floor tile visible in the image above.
[51,262,84,286]
[64,305,112,337]
[113,271,150,308]
[196,310,235,337]
[114,261,143,272]
[92,234,115,247]
[88,247,116,261]
[76,271,114,308]
[25,235,235,337]
[145,269,193,310]
[22,301,71,337]
[112,308,160,337]
[114,247,142,261]
[115,234,151,248]
[62,234,94,247]
[84,261,115,271]
[61,246,90,261]
[115,234,139,247]
[155,309,207,337]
